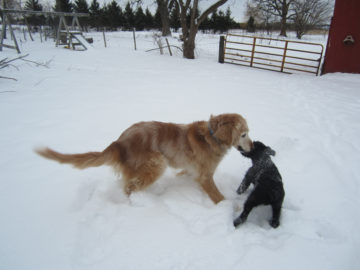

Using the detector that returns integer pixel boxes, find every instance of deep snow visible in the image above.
[1,31,360,270]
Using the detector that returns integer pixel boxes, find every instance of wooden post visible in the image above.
[250,37,257,67]
[280,41,288,73]
[44,27,48,41]
[0,14,6,51]
[133,28,137,50]
[9,21,21,53]
[72,15,81,31]
[23,16,34,41]
[165,38,172,56]
[218,35,225,63]
[1,14,21,53]
[23,28,27,41]
[103,28,107,48]
[39,26,43,43]
[157,38,163,55]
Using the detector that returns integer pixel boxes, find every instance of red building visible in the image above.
[322,0,360,74]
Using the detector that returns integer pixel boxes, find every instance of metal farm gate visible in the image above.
[219,34,324,76]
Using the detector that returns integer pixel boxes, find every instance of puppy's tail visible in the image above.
[35,142,121,169]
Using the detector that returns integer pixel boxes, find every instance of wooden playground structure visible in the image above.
[0,9,91,53]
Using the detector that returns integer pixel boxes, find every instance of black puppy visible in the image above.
[234,141,285,228]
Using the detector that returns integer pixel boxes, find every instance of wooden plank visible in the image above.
[1,44,16,49]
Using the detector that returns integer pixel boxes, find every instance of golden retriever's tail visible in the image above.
[35,143,120,169]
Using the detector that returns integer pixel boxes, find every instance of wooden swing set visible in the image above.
[0,9,90,53]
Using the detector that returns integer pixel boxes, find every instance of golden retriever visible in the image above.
[35,113,253,204]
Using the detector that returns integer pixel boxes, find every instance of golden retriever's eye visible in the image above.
[241,133,247,138]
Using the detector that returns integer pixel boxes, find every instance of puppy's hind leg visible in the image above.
[270,203,282,228]
[234,189,262,227]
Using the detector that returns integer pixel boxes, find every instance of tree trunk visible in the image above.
[161,14,171,36]
[178,0,229,59]
[183,35,196,59]
[157,0,171,36]
[280,15,287,37]
[279,2,288,37]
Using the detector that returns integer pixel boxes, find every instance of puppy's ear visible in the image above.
[266,147,276,156]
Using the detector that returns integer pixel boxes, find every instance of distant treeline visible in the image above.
[22,0,241,33]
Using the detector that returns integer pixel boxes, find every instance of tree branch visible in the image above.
[0,54,30,69]
[198,0,229,26]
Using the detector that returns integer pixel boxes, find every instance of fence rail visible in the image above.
[220,34,324,75]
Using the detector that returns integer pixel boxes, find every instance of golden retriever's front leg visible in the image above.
[197,175,225,204]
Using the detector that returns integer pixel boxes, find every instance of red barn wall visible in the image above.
[322,0,360,74]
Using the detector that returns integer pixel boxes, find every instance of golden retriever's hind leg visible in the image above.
[197,176,225,204]
[124,152,166,196]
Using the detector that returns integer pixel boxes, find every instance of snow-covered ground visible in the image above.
[1,31,360,270]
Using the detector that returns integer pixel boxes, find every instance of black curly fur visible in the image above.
[234,141,285,228]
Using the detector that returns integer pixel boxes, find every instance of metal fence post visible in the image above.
[218,35,225,63]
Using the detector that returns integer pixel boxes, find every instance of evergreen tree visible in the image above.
[24,0,43,11]
[225,7,234,29]
[54,0,73,13]
[24,0,45,26]
[217,11,227,33]
[154,6,162,31]
[210,11,219,33]
[74,0,89,28]
[89,0,101,29]
[124,2,135,30]
[73,0,89,13]
[105,0,123,30]
[89,0,100,14]
[144,8,154,30]
[208,9,237,33]
[134,6,146,31]
[169,4,180,32]
[198,15,211,32]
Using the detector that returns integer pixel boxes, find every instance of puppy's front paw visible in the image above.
[233,216,246,227]
[236,185,245,195]
[269,219,280,228]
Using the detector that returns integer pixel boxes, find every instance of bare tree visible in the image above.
[156,0,172,36]
[292,0,332,39]
[132,0,172,36]
[249,0,296,37]
[177,0,228,59]
[1,0,21,9]
[246,0,276,34]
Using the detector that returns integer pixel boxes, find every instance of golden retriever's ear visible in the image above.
[214,122,233,146]
[209,114,217,132]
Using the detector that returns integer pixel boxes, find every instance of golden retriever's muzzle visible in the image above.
[237,139,254,153]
